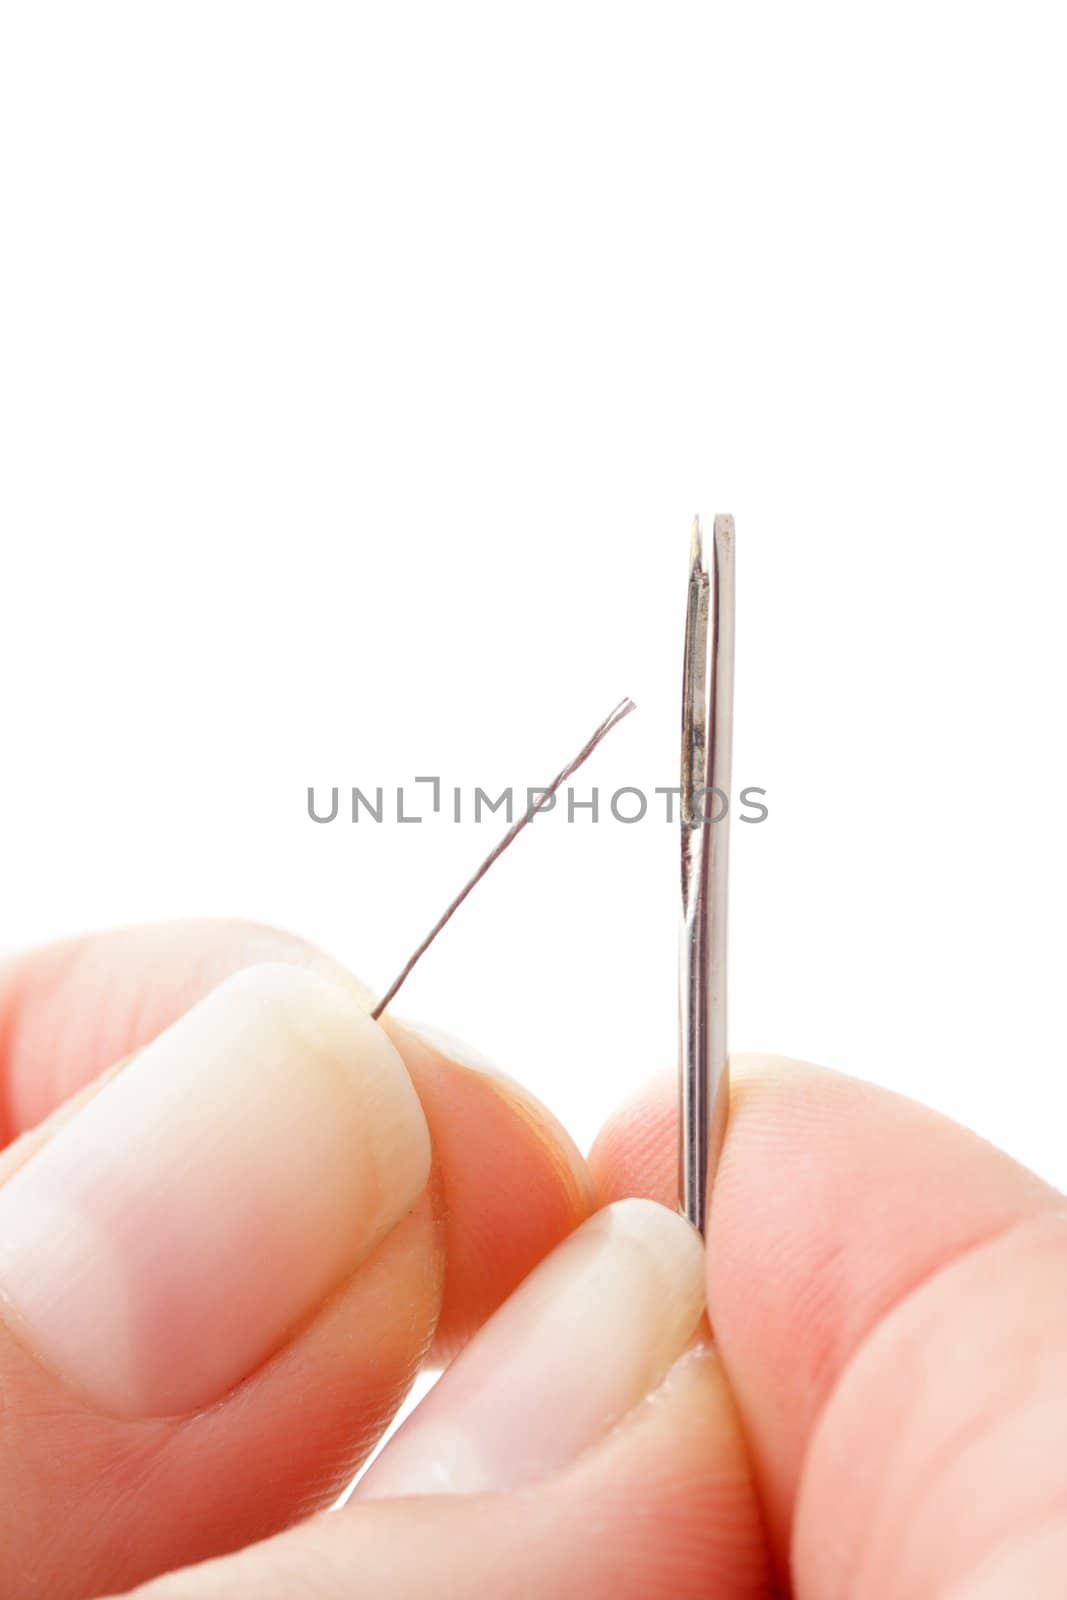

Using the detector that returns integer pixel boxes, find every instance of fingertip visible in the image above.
[358,1197,706,1500]
[124,1341,771,1600]
[0,961,434,1419]
[254,963,433,1205]
[588,1073,676,1207]
[383,1019,595,1357]
[707,1053,1063,1567]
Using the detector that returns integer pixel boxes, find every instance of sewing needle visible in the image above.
[679,514,735,1235]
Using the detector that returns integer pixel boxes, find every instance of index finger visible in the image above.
[591,1056,1066,1594]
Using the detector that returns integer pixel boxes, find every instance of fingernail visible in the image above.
[0,963,430,1417]
[358,1197,704,1497]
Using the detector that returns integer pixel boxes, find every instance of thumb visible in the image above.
[0,962,435,1596]
[0,963,430,1417]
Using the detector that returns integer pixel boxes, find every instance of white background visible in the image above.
[2,4,1064,1186]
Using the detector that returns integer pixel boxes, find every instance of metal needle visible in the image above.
[679,514,735,1234]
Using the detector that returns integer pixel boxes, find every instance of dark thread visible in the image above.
[371,698,636,1019]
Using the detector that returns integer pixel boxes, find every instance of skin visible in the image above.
[0,920,1063,1598]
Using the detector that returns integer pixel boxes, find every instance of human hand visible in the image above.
[0,923,1063,1598]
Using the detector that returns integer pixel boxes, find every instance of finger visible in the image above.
[587,1071,674,1208]
[119,1351,764,1600]
[0,920,593,1351]
[0,920,352,1136]
[794,1205,1067,1598]
[0,964,442,1597]
[117,1203,773,1600]
[0,941,589,1598]
[591,1057,1067,1595]
[382,1018,594,1361]
[356,1199,706,1498]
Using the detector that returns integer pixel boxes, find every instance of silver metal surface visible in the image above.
[679,514,735,1234]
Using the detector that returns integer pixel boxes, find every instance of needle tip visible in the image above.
[690,514,705,574]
